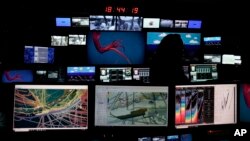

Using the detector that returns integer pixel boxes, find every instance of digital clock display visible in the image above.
[105,6,140,14]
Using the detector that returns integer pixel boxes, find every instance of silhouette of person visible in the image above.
[150,34,189,84]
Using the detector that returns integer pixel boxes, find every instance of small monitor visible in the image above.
[143,18,160,28]
[204,54,221,64]
[175,84,237,129]
[138,137,151,141]
[56,17,71,27]
[167,135,179,141]
[100,67,132,82]
[188,20,202,29]
[180,134,192,141]
[35,67,65,83]
[67,66,95,82]
[175,20,188,28]
[89,15,116,31]
[2,70,33,83]
[240,84,250,123]
[69,35,86,45]
[222,54,242,65]
[116,16,142,31]
[51,36,68,46]
[13,85,88,132]
[190,64,218,82]
[152,136,166,141]
[160,19,174,28]
[133,68,150,83]
[72,17,89,27]
[203,36,221,46]
[24,46,54,64]
[95,85,168,127]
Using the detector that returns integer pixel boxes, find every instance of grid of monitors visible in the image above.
[95,85,168,127]
[24,46,54,64]
[175,84,237,129]
[132,68,150,83]
[67,66,95,82]
[190,64,218,82]
[240,84,250,123]
[13,85,88,132]
[100,67,132,82]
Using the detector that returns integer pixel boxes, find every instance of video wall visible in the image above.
[0,4,245,141]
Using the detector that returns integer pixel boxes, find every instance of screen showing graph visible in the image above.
[13,85,88,132]
[95,85,168,127]
[175,84,237,129]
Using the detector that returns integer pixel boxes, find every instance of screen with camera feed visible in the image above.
[95,85,168,127]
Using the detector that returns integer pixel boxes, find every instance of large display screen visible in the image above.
[95,85,168,127]
[13,85,88,132]
[147,32,201,63]
[175,84,237,129]
[87,31,145,65]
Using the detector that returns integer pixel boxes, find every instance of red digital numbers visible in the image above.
[105,6,112,13]
[116,7,126,13]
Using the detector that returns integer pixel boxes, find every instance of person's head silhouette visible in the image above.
[151,34,188,84]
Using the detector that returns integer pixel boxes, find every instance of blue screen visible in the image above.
[2,70,33,83]
[24,46,54,64]
[56,18,71,27]
[240,84,250,122]
[188,20,202,29]
[67,67,95,75]
[147,32,201,62]
[180,134,192,141]
[87,32,145,65]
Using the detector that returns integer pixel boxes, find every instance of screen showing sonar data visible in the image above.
[13,85,88,132]
[175,84,237,129]
[95,85,168,127]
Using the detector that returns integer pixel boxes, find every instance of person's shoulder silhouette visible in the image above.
[151,34,189,84]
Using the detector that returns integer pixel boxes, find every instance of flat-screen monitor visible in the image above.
[87,31,145,65]
[204,54,221,64]
[90,15,116,31]
[203,36,221,46]
[95,85,168,127]
[175,84,237,129]
[2,70,33,83]
[138,137,151,141]
[143,18,160,28]
[100,67,132,82]
[167,135,179,141]
[67,66,95,82]
[35,68,65,83]
[116,16,142,31]
[222,54,242,65]
[147,32,201,63]
[13,85,88,132]
[188,20,202,29]
[175,20,188,28]
[69,34,86,45]
[190,64,218,82]
[133,68,150,83]
[55,17,71,27]
[180,134,192,141]
[51,36,68,46]
[24,46,54,64]
[240,84,250,123]
[160,19,174,28]
[72,17,89,27]
[152,136,166,141]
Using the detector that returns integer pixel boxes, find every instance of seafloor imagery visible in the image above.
[107,92,168,126]
[14,88,88,130]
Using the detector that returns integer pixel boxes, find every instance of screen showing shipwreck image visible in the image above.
[95,85,168,127]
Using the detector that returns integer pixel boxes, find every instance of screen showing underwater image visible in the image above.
[147,32,201,63]
[95,85,168,127]
[175,84,237,129]
[87,32,145,65]
[13,85,88,132]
